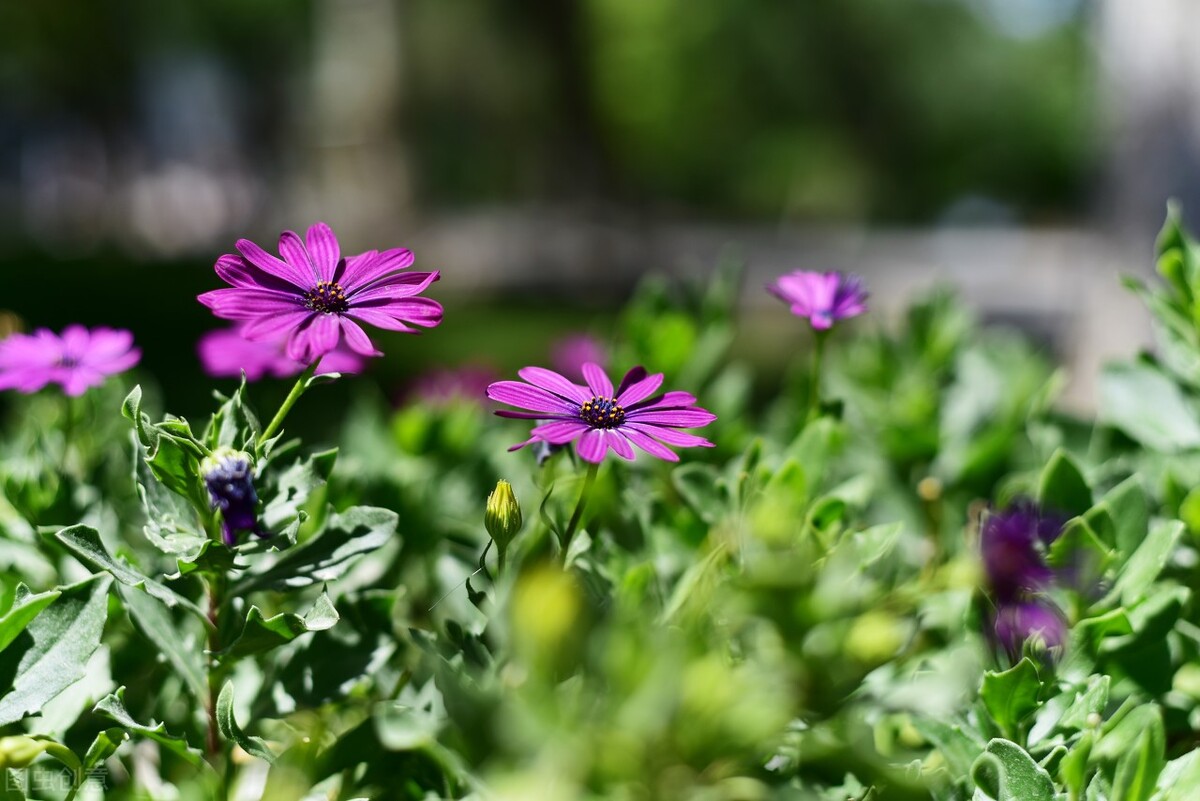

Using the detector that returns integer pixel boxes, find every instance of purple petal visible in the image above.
[616,372,664,407]
[487,381,580,414]
[625,423,713,448]
[615,366,647,397]
[286,313,340,362]
[199,288,301,317]
[495,409,577,420]
[347,272,440,303]
[626,408,716,427]
[529,420,589,444]
[353,296,444,324]
[339,317,382,356]
[240,311,315,342]
[516,367,590,403]
[306,222,341,282]
[236,238,313,289]
[620,427,680,461]
[345,308,416,333]
[576,429,608,463]
[277,231,315,284]
[581,362,613,398]
[605,430,636,460]
[342,248,416,291]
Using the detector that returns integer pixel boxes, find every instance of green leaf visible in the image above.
[94,687,204,765]
[82,728,128,774]
[131,434,208,555]
[0,585,59,654]
[1088,476,1148,557]
[1102,519,1183,608]
[0,575,112,726]
[167,539,243,579]
[231,506,397,595]
[218,591,338,659]
[1157,750,1200,800]
[672,463,725,525]
[54,525,207,622]
[1057,675,1110,733]
[980,659,1042,738]
[260,448,337,531]
[216,681,274,763]
[1038,449,1092,517]
[1099,362,1200,452]
[911,718,985,778]
[1059,730,1093,798]
[1111,727,1165,801]
[207,376,261,451]
[1093,704,1164,772]
[971,739,1056,801]
[115,584,206,700]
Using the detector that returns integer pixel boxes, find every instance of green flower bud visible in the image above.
[0,735,48,769]
[485,479,523,554]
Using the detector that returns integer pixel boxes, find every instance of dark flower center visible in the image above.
[304,281,349,314]
[580,396,625,429]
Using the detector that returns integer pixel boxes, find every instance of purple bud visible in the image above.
[993,601,1066,660]
[201,448,264,546]
[980,500,1063,602]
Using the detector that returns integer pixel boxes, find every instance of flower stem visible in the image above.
[204,574,225,763]
[258,359,321,449]
[807,329,828,423]
[561,461,599,554]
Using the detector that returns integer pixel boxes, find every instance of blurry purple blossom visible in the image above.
[767,271,867,329]
[550,335,607,382]
[197,326,364,381]
[980,500,1063,603]
[408,364,498,407]
[0,325,140,396]
[993,601,1066,660]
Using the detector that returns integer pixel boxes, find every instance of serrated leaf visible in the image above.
[1038,449,1092,517]
[216,681,274,763]
[0,575,112,726]
[971,739,1056,801]
[167,538,243,579]
[116,584,206,700]
[131,434,208,555]
[54,525,207,622]
[980,658,1042,739]
[0,585,59,654]
[94,687,204,765]
[217,591,338,659]
[260,448,337,531]
[231,506,397,595]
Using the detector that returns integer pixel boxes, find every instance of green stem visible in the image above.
[205,574,224,765]
[807,329,828,423]
[561,462,599,554]
[257,359,321,449]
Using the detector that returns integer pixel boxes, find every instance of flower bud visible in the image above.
[201,447,265,546]
[485,479,523,553]
[0,736,47,769]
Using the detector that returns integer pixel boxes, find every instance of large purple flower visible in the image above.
[767,270,867,329]
[198,222,442,364]
[980,500,1063,603]
[487,362,716,463]
[197,326,365,381]
[0,325,140,396]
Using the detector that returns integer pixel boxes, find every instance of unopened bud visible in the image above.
[201,447,264,547]
[0,736,47,769]
[485,479,523,552]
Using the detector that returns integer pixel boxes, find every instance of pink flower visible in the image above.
[767,271,867,329]
[0,325,140,396]
[550,335,607,383]
[198,222,442,364]
[197,326,365,381]
[487,362,716,463]
[408,364,498,407]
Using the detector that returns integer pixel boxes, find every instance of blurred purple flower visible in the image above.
[198,222,442,364]
[980,500,1063,603]
[197,326,364,381]
[488,362,716,463]
[408,364,498,407]
[201,448,264,546]
[767,271,867,329]
[551,334,607,382]
[993,601,1066,660]
[0,325,140,396]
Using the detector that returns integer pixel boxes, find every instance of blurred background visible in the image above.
[0,0,1190,416]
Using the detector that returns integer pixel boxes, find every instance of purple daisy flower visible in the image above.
[767,270,867,329]
[0,325,140,396]
[198,222,442,364]
[197,326,365,382]
[487,362,716,463]
[993,600,1066,660]
[980,500,1063,603]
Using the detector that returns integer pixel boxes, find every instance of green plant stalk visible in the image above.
[808,328,828,422]
[205,573,227,766]
[258,358,321,448]
[561,461,599,554]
